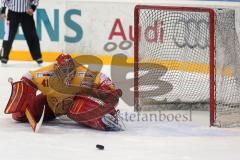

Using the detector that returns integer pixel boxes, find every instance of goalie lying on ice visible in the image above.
[4,54,123,131]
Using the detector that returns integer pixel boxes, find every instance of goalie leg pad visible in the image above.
[67,96,117,130]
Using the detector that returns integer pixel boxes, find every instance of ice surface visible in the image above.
[0,61,240,160]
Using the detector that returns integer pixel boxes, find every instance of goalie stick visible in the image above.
[25,105,45,133]
[8,77,45,133]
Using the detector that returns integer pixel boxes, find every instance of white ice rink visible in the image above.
[0,61,240,160]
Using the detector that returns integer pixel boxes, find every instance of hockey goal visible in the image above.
[134,5,240,127]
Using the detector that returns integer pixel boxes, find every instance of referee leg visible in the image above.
[21,14,42,64]
[1,11,19,63]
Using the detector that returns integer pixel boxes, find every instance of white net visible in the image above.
[135,6,240,127]
[215,9,240,127]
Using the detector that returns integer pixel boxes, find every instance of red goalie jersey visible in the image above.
[4,54,123,131]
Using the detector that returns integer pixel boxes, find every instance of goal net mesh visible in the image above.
[134,6,240,127]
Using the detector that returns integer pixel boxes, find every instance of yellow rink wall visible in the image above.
[9,51,234,77]
[9,51,134,66]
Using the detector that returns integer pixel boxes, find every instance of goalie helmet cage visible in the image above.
[134,5,240,127]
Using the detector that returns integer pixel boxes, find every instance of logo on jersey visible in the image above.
[36,71,55,78]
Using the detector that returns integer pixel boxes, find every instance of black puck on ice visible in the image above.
[96,144,104,150]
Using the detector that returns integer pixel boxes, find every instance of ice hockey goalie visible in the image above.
[4,54,123,131]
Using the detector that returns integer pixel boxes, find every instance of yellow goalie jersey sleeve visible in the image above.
[29,63,102,116]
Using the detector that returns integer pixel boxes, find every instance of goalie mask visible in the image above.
[55,54,76,86]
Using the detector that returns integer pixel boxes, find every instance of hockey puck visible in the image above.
[96,144,104,150]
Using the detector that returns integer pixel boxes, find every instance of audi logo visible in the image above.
[173,19,209,49]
